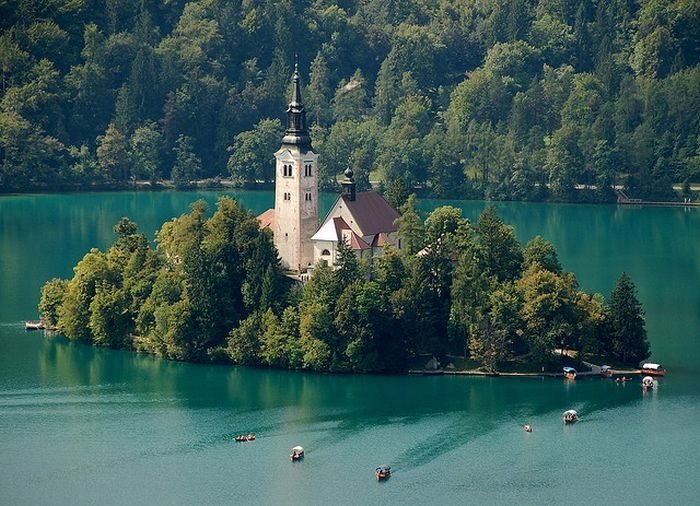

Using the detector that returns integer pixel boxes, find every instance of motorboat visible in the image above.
[290,445,304,461]
[563,409,579,423]
[375,465,391,481]
[563,367,577,380]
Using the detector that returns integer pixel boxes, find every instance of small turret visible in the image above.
[341,167,356,202]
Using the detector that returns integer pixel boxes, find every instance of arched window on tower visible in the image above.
[321,249,330,256]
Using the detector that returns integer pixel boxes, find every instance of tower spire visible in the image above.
[283,62,311,149]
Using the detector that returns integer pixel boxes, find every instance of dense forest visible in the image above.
[39,197,650,373]
[1,0,699,201]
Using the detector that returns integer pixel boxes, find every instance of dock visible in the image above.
[616,189,699,207]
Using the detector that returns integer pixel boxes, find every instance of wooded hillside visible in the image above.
[1,0,698,201]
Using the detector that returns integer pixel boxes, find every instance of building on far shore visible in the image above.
[258,65,401,273]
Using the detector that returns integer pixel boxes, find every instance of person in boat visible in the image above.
[524,424,532,432]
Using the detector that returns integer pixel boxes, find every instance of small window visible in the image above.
[321,249,330,256]
[305,192,312,201]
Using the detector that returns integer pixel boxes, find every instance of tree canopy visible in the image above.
[42,200,651,372]
[1,0,698,201]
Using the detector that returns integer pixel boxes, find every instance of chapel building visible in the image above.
[259,64,401,273]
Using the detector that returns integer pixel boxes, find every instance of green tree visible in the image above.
[332,69,368,122]
[226,118,281,185]
[129,122,162,181]
[523,235,562,273]
[394,194,425,256]
[226,311,261,365]
[476,204,523,281]
[96,122,130,182]
[606,272,650,365]
[39,278,68,328]
[171,134,201,187]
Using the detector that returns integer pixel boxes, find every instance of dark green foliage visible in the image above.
[606,272,650,365]
[41,201,650,372]
[476,204,523,282]
[38,278,68,328]
[2,0,696,198]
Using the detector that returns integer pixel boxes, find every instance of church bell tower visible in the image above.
[274,64,318,272]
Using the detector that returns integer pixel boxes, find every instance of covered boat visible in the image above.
[25,319,45,330]
[563,409,579,423]
[600,365,613,378]
[640,363,666,376]
[375,465,391,481]
[290,445,304,461]
[642,376,654,390]
[563,367,577,380]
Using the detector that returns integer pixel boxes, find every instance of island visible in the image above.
[38,197,651,375]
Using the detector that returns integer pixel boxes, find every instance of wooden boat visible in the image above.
[290,445,304,461]
[234,434,255,442]
[600,365,613,378]
[642,376,654,390]
[563,367,577,380]
[375,465,391,481]
[640,363,666,377]
[25,319,45,330]
[563,409,579,423]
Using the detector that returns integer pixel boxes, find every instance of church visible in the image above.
[258,64,402,273]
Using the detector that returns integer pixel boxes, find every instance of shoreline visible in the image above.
[408,368,641,377]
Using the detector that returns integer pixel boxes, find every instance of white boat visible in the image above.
[290,445,304,461]
[640,363,665,376]
[642,376,654,390]
[563,367,577,380]
[24,319,45,330]
[563,409,579,423]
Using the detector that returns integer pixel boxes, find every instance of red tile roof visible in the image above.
[348,231,371,250]
[341,192,400,237]
[257,208,275,230]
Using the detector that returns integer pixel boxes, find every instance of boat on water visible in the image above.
[640,363,666,377]
[642,376,654,390]
[524,424,533,432]
[563,409,579,423]
[290,445,304,461]
[375,465,391,481]
[563,367,577,380]
[600,365,613,378]
[24,319,45,330]
[234,434,255,442]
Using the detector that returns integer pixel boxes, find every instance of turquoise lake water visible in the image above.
[1,191,698,504]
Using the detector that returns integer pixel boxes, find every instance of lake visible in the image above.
[1,191,698,504]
